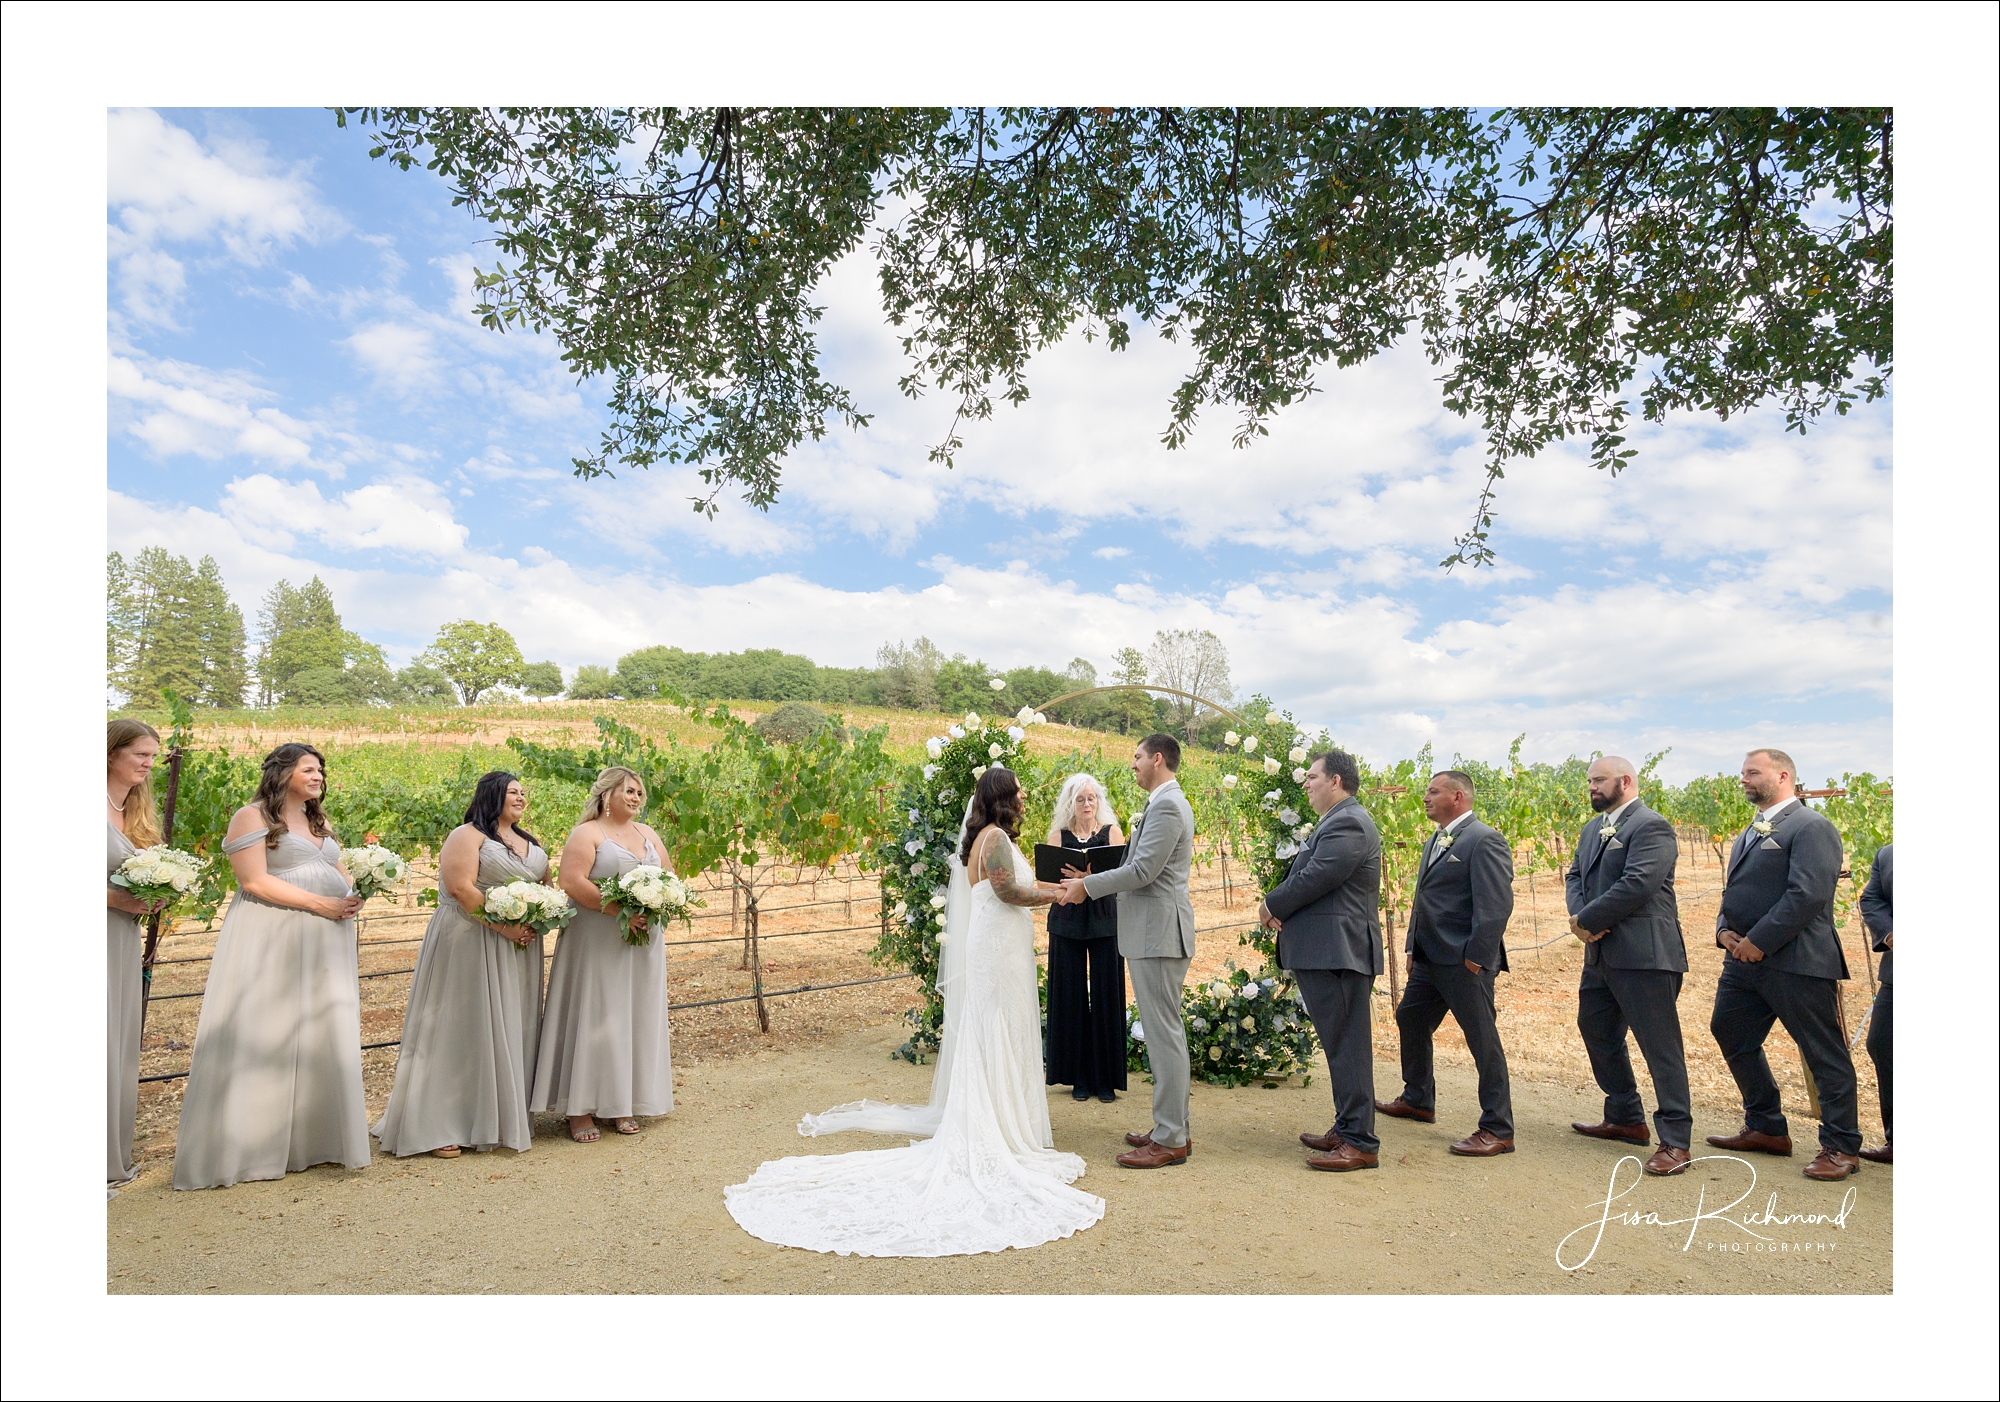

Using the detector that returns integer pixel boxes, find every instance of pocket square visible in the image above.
[1607,838,1625,849]
[1758,837,1782,850]
[1445,853,1462,863]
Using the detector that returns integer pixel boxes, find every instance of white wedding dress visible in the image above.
[723,831,1105,1256]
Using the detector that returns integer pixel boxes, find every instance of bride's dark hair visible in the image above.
[959,766,1024,863]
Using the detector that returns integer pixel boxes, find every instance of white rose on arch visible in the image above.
[948,725,965,739]
[1033,712,1047,725]
[1263,755,1281,776]
[923,764,938,780]
[988,677,1006,691]
[1221,773,1239,789]
[1292,767,1309,784]
[972,765,988,779]
[1242,735,1259,754]
[1224,730,1240,747]
[1288,746,1307,765]
[988,742,1004,759]
[1006,726,1025,741]
[965,712,981,727]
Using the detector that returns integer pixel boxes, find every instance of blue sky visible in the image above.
[107,107,1893,781]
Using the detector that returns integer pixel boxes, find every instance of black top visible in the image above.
[1047,826,1119,941]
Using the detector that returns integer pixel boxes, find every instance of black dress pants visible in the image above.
[1576,964,1693,1149]
[1045,936,1128,1095]
[1395,956,1513,1139]
[1709,960,1861,1155]
[1866,981,1892,1144]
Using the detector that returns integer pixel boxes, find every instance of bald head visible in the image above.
[1587,755,1638,813]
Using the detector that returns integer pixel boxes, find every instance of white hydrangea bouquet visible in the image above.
[341,843,408,901]
[481,879,576,937]
[597,864,702,946]
[110,845,210,911]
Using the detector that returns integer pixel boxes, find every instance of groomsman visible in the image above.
[1563,756,1693,1176]
[1255,749,1384,1172]
[1858,844,1893,1164]
[1706,748,1863,1181]
[1377,771,1518,1156]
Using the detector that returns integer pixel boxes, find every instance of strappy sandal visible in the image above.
[430,1145,462,1159]
[568,1117,600,1143]
[613,1117,641,1135]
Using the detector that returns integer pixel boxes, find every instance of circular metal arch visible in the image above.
[1025,683,1250,731]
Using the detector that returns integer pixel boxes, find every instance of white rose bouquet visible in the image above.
[597,864,703,946]
[341,844,408,900]
[110,845,209,912]
[481,879,576,938]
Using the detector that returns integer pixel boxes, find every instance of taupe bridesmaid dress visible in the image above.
[108,823,144,1190]
[372,836,549,1156]
[172,830,370,1189]
[529,833,674,1120]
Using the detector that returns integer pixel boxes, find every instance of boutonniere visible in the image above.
[1752,819,1774,837]
[1434,830,1456,852]
[1598,822,1617,840]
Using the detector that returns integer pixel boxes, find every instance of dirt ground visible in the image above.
[116,841,1890,1295]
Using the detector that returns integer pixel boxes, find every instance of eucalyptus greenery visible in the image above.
[337,106,1891,566]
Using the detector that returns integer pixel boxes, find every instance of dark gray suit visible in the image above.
[1708,799,1860,1155]
[1265,795,1384,1153]
[1395,815,1516,1138]
[1859,845,1892,1143]
[1563,800,1692,1147]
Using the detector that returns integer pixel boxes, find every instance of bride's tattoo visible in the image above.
[981,832,1052,907]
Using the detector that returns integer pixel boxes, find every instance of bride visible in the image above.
[724,766,1106,1256]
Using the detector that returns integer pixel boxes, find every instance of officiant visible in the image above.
[1043,773,1128,1103]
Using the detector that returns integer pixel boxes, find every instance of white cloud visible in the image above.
[1092,546,1131,559]
[107,108,337,329]
[219,474,470,559]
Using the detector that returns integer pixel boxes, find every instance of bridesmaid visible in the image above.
[107,719,167,1193]
[531,766,675,1143]
[1043,772,1128,1104]
[373,771,548,1159]
[172,744,369,1190]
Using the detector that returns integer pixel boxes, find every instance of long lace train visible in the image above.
[723,839,1104,1256]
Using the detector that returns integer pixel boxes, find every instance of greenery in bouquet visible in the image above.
[341,843,408,900]
[481,879,577,937]
[597,865,702,946]
[872,706,1051,1063]
[110,845,210,912]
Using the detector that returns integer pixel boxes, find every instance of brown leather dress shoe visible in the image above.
[1858,1144,1893,1164]
[1300,1126,1344,1152]
[1306,1143,1378,1172]
[1644,1146,1692,1176]
[1116,1140,1189,1169]
[1123,1131,1193,1157]
[1802,1149,1861,1181]
[1375,1098,1436,1123]
[1572,1119,1650,1145]
[1705,1126,1793,1156]
[1448,1129,1515,1156]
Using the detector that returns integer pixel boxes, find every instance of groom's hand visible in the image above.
[1256,900,1281,932]
[1056,877,1091,905]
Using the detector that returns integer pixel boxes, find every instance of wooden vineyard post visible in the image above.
[1384,907,1401,1005]
[748,894,769,1033]
[733,883,745,969]
[138,745,185,1032]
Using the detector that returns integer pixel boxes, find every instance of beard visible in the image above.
[1741,779,1778,806]
[1589,790,1619,813]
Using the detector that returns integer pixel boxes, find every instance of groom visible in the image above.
[1058,733,1196,1168]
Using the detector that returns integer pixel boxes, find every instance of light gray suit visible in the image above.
[1083,777,1195,1147]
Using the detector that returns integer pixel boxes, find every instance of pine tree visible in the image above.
[107,552,136,696]
[190,556,249,708]
[256,576,349,703]
[121,548,207,708]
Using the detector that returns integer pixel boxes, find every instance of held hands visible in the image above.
[488,922,535,948]
[1463,959,1482,974]
[1884,930,1893,950]
[109,889,168,918]
[324,893,365,921]
[1055,876,1091,906]
[1256,900,1282,933]
[1719,929,1765,963]
[1568,915,1606,944]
